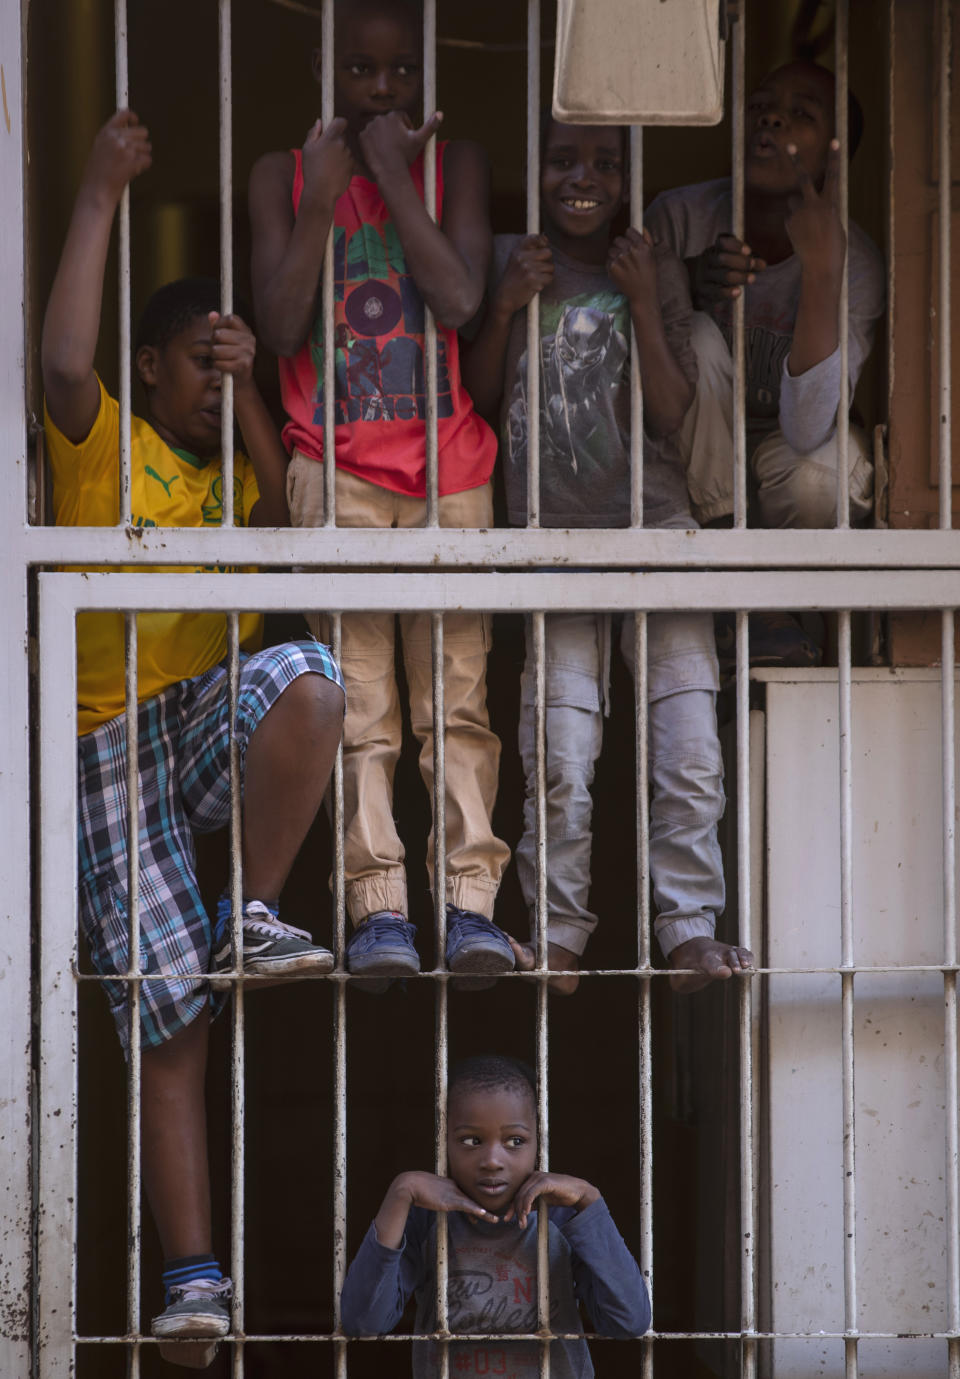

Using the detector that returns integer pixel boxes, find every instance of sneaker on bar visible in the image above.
[445,904,515,990]
[211,897,334,987]
[346,910,420,993]
[152,1276,232,1367]
[715,610,824,674]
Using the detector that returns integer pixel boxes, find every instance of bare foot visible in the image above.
[507,937,581,995]
[668,937,754,994]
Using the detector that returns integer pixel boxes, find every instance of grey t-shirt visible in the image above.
[494,235,698,529]
[645,177,886,455]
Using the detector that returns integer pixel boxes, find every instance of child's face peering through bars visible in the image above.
[317,0,422,141]
[745,60,836,197]
[540,121,626,253]
[447,1086,538,1219]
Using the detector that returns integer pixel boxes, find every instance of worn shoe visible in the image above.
[346,910,420,993]
[715,610,824,676]
[445,905,515,990]
[211,897,334,987]
[152,1276,232,1368]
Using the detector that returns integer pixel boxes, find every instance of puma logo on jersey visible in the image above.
[145,466,182,498]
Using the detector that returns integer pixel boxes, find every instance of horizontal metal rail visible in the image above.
[35,568,960,613]
[71,1328,960,1344]
[19,524,960,568]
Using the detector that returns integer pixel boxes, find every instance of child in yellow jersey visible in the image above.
[42,108,346,1365]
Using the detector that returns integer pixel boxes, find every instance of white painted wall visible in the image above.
[759,668,957,1377]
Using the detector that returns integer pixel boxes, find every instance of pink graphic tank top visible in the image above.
[279,146,496,497]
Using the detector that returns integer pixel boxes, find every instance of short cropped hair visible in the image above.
[449,1055,537,1108]
[134,277,251,353]
[334,0,422,26]
[538,107,628,162]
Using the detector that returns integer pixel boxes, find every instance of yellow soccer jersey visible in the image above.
[46,378,264,735]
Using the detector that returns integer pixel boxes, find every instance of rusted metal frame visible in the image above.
[330,610,348,1379]
[633,614,654,1379]
[942,611,960,1379]
[837,605,858,1379]
[123,614,143,1373]
[433,610,450,1379]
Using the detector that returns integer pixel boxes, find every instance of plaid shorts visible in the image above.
[76,639,344,1052]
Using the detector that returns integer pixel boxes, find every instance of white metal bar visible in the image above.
[630,129,644,528]
[432,611,448,959]
[835,0,850,529]
[432,606,449,1379]
[731,3,747,528]
[944,608,960,1377]
[536,980,550,1379]
[526,0,541,528]
[42,568,960,614]
[36,583,81,1379]
[68,1326,960,1343]
[533,612,547,969]
[228,611,245,1377]
[24,523,960,570]
[322,0,336,528]
[423,0,439,527]
[124,613,143,1365]
[837,609,858,1378]
[0,0,31,1366]
[114,0,132,527]
[939,0,953,530]
[633,615,654,1379]
[219,0,235,528]
[330,609,347,1379]
[736,607,756,1379]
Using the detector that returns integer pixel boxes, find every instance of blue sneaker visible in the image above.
[445,905,515,990]
[346,911,420,993]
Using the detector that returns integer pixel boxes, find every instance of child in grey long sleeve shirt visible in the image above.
[340,1056,649,1378]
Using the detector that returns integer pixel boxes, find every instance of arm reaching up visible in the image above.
[42,110,152,443]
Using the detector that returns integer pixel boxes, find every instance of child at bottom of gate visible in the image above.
[461,116,754,994]
[340,1055,649,1378]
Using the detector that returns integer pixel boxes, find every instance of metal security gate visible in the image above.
[1,1,960,1378]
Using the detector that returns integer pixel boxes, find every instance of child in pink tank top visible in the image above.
[249,0,512,991]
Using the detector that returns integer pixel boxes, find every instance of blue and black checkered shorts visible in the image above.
[76,639,343,1052]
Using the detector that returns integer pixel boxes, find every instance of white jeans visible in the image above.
[680,312,874,527]
[516,611,724,960]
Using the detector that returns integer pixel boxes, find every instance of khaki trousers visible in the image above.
[679,311,874,527]
[287,456,510,924]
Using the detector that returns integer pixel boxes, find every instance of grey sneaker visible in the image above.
[211,897,333,987]
[152,1276,232,1367]
[445,905,515,990]
[346,911,420,993]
